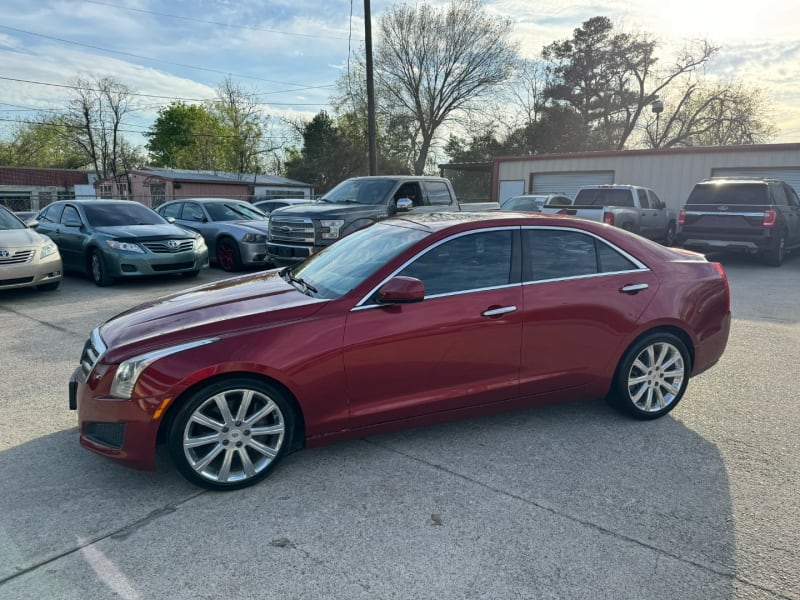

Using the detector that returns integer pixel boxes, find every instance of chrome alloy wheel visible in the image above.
[626,342,685,413]
[182,388,286,484]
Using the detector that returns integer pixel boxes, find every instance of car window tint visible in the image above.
[770,183,788,206]
[422,181,453,206]
[649,191,664,209]
[687,183,769,205]
[398,230,513,296]
[637,189,650,208]
[161,203,182,218]
[61,205,82,224]
[786,185,800,208]
[524,229,598,281]
[597,241,638,272]
[183,203,205,221]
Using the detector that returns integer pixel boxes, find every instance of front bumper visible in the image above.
[239,241,271,266]
[69,366,161,470]
[0,251,63,290]
[103,246,209,277]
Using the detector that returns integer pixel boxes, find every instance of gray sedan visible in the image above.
[157,198,271,271]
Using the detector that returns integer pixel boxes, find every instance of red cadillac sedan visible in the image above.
[69,212,731,490]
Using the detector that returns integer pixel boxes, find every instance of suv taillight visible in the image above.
[763,209,777,229]
[711,262,731,313]
[678,209,686,226]
[603,212,615,226]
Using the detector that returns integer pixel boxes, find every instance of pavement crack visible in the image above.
[0,305,85,337]
[362,438,795,600]
[0,490,206,587]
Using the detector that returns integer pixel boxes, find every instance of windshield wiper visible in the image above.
[281,267,317,296]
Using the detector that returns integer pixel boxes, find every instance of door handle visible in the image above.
[482,305,517,317]
[620,284,648,294]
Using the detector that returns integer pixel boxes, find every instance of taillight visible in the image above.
[603,212,615,226]
[678,209,685,226]
[763,209,777,229]
[711,262,730,313]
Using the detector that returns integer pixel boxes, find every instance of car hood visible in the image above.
[272,203,385,219]
[95,224,197,240]
[99,270,326,360]
[0,228,49,248]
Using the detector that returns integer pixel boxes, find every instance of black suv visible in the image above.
[676,177,800,266]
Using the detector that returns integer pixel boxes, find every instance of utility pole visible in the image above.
[364,0,378,175]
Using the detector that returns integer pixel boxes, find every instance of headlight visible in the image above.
[110,338,218,399]
[320,219,345,240]
[40,241,59,258]
[106,240,144,253]
[241,233,267,243]
[194,235,207,249]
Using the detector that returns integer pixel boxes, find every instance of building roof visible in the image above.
[134,168,310,187]
[0,167,91,187]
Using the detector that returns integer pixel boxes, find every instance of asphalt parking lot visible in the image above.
[1,255,798,600]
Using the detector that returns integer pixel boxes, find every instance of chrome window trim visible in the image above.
[353,226,519,310]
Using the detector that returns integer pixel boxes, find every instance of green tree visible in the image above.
[0,114,88,168]
[145,102,224,169]
[209,77,266,175]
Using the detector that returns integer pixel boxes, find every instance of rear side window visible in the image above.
[523,229,638,282]
[422,181,454,206]
[687,183,769,205]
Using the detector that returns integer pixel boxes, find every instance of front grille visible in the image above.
[0,276,34,286]
[269,217,315,243]
[141,240,194,253]
[80,329,106,376]
[151,262,194,272]
[85,422,126,449]
[0,249,35,265]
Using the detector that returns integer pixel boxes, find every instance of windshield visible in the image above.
[574,189,634,207]
[500,196,546,211]
[83,203,167,227]
[0,207,26,230]
[291,222,429,298]
[321,178,397,205]
[687,183,769,205]
[205,202,267,221]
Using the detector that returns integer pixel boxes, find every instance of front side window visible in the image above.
[61,205,82,225]
[160,203,182,219]
[39,203,64,223]
[523,228,638,282]
[398,230,514,296]
[183,203,205,222]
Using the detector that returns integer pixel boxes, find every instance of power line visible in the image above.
[83,0,356,42]
[0,76,331,106]
[0,25,337,89]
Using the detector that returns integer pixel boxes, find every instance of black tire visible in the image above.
[89,249,113,286]
[168,377,295,491]
[216,237,242,272]
[664,222,677,247]
[763,230,785,267]
[36,281,60,291]
[608,332,690,420]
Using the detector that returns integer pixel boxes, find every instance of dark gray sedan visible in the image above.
[34,200,209,286]
[157,198,271,271]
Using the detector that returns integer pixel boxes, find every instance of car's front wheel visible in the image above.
[609,332,690,419]
[168,377,294,490]
[216,237,242,271]
[89,249,113,286]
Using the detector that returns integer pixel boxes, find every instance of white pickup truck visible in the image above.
[541,184,678,245]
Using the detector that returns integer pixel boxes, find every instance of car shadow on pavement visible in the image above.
[0,399,739,599]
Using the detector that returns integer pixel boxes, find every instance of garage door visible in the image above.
[712,167,800,197]
[530,171,614,200]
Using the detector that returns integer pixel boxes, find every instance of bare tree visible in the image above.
[374,0,518,174]
[67,76,137,178]
[209,77,265,175]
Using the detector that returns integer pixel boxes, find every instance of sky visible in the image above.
[1,0,799,156]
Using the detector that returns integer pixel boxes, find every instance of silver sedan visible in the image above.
[157,198,271,271]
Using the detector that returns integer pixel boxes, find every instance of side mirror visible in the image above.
[377,276,425,304]
[396,198,413,213]
[63,219,82,228]
[165,216,176,224]
[26,219,40,228]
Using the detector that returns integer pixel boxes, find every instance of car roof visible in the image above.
[53,199,149,207]
[161,197,246,204]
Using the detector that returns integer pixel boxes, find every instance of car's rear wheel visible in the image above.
[609,332,690,419]
[763,230,785,267]
[664,223,676,246]
[168,377,294,491]
[89,249,113,286]
[216,237,242,272]
[36,281,60,291]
